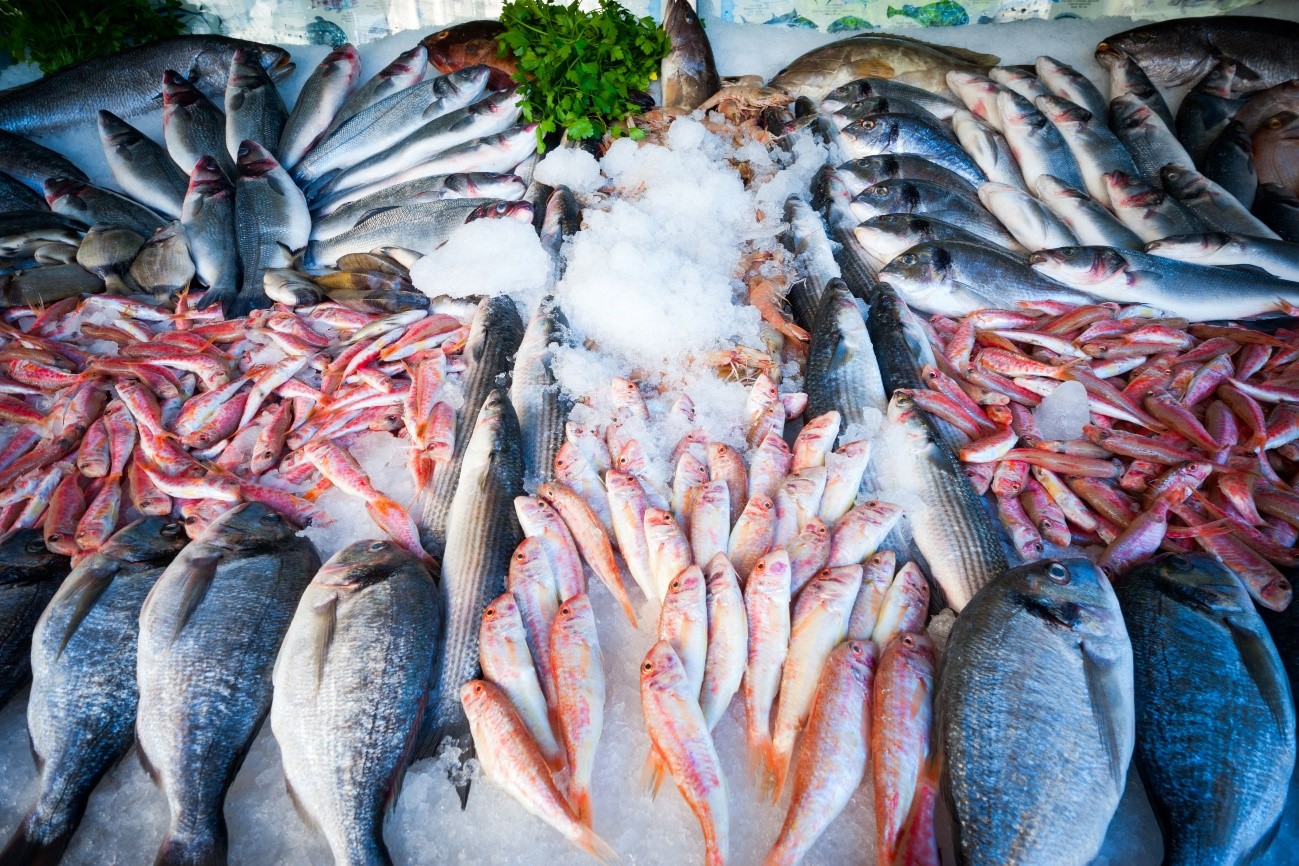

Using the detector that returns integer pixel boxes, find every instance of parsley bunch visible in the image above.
[0,0,187,74]
[498,0,670,151]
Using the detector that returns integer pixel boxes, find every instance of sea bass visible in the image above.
[661,0,720,111]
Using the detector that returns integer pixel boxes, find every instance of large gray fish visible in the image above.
[234,140,309,316]
[272,539,441,866]
[0,130,85,191]
[0,518,188,865]
[417,295,524,558]
[841,112,985,187]
[0,171,46,214]
[0,36,291,136]
[996,89,1085,192]
[309,172,525,239]
[1253,181,1299,242]
[1029,245,1299,320]
[769,35,997,100]
[420,390,523,806]
[1118,554,1295,866]
[512,297,571,490]
[1035,93,1139,208]
[1094,51,1175,131]
[1034,175,1143,249]
[812,166,885,300]
[848,178,1020,249]
[136,503,319,866]
[224,48,288,161]
[161,70,235,180]
[323,45,429,140]
[1097,16,1299,93]
[1102,169,1205,243]
[0,529,70,708]
[865,279,934,395]
[881,392,1009,611]
[292,66,490,188]
[1159,163,1279,238]
[1145,231,1299,281]
[1107,93,1196,185]
[44,176,164,237]
[1175,60,1244,168]
[97,110,189,219]
[937,557,1134,864]
[182,155,240,313]
[277,44,361,170]
[1203,120,1258,208]
[977,181,1075,251]
[877,240,1092,317]
[836,154,979,198]
[855,213,1012,269]
[806,279,888,429]
[661,0,719,111]
[821,76,961,120]
[304,199,530,269]
[831,93,940,130]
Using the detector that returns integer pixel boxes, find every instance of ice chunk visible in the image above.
[1033,380,1089,441]
[533,147,604,194]
[667,116,707,152]
[409,217,551,314]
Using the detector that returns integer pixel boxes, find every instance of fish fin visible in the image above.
[642,747,667,799]
[311,592,340,690]
[1128,269,1165,284]
[136,737,160,784]
[1226,616,1294,737]
[1081,639,1131,791]
[574,825,620,865]
[572,786,593,828]
[171,551,223,644]
[267,174,293,198]
[0,809,75,866]
[936,46,999,66]
[454,740,475,810]
[386,687,429,814]
[154,831,227,866]
[282,774,316,830]
[56,560,120,657]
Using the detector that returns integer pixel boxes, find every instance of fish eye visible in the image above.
[369,541,388,551]
[754,561,766,572]
[1060,247,1077,257]
[484,607,495,618]
[873,185,889,197]
[26,539,48,553]
[561,605,570,616]
[260,512,281,525]
[899,254,917,267]
[902,635,915,647]
[670,579,680,590]
[643,661,653,672]
[850,642,862,654]
[474,683,484,694]
[1046,562,1070,584]
[162,522,184,537]
[1269,116,1285,129]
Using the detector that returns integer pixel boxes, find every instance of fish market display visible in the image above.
[0,529,69,707]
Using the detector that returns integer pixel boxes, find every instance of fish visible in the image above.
[277,43,361,170]
[659,564,708,700]
[136,502,320,866]
[1028,245,1299,321]
[937,558,1134,866]
[0,129,86,191]
[1035,93,1139,208]
[1034,175,1143,249]
[97,110,189,220]
[872,633,935,866]
[996,89,1085,192]
[1102,169,1205,242]
[551,592,605,825]
[224,48,289,161]
[661,0,720,111]
[271,539,440,866]
[836,154,979,199]
[0,36,291,136]
[850,179,1019,249]
[886,0,969,27]
[327,45,430,144]
[310,170,524,236]
[423,21,517,91]
[1159,164,1279,238]
[946,70,1009,132]
[0,172,48,212]
[840,113,987,187]
[0,518,188,865]
[949,109,1027,192]
[700,553,747,731]
[1174,60,1244,168]
[1097,16,1299,93]
[821,77,962,120]
[181,156,240,311]
[161,70,235,180]
[641,639,729,866]
[769,34,997,100]
[977,181,1075,251]
[764,640,877,866]
[1204,120,1258,208]
[130,220,194,299]
[880,391,1008,611]
[830,94,940,130]
[1252,109,1299,196]
[45,176,164,238]
[1107,93,1197,186]
[1144,231,1299,281]
[806,280,888,432]
[0,529,70,707]
[1118,554,1294,865]
[744,549,792,778]
[479,591,562,770]
[420,389,523,799]
[1254,181,1299,241]
[512,297,571,489]
[233,140,310,316]
[74,224,144,294]
[1035,56,1107,122]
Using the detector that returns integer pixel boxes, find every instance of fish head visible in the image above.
[382,45,428,81]
[830,639,879,687]
[1143,231,1232,260]
[424,20,507,72]
[465,200,533,225]
[314,538,427,590]
[799,518,829,543]
[186,155,233,198]
[878,242,951,302]
[42,176,88,209]
[0,528,69,586]
[196,500,295,548]
[161,69,200,111]
[1096,23,1210,87]
[96,110,139,149]
[445,172,524,199]
[640,638,690,694]
[1132,552,1253,615]
[751,547,791,585]
[994,89,1035,127]
[855,214,930,262]
[807,564,864,603]
[508,535,548,578]
[554,592,594,635]
[1260,110,1299,141]
[481,591,521,633]
[214,44,294,86]
[459,679,499,716]
[1108,94,1153,134]
[644,508,679,539]
[881,632,936,680]
[1035,93,1091,126]
[665,564,705,602]
[321,42,361,75]
[102,516,189,564]
[844,115,898,153]
[1028,246,1124,287]
[864,550,896,587]
[236,140,282,179]
[1005,557,1124,641]
[444,64,493,97]
[851,181,919,222]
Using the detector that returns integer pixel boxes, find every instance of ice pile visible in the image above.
[410,217,552,313]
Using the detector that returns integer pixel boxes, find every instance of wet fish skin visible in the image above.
[277,43,361,170]
[224,48,288,160]
[0,169,47,213]
[850,178,1019,249]
[1144,231,1299,280]
[97,110,189,220]
[836,155,978,199]
[271,539,440,866]
[872,633,935,866]
[770,34,997,100]
[1175,60,1244,168]
[950,109,1027,193]
[1035,93,1139,207]
[44,176,164,238]
[512,297,572,489]
[996,89,1085,192]
[822,77,962,119]
[1203,120,1257,208]
[551,592,605,826]
[0,36,291,136]
[161,70,235,180]
[840,112,986,187]
[0,130,85,192]
[0,529,70,708]
[182,156,239,313]
[1094,51,1175,131]
[1159,164,1279,238]
[1107,93,1196,186]
[1253,181,1299,242]
[324,45,429,140]
[233,140,310,316]
[661,0,720,111]
[1035,56,1108,123]
[1034,175,1143,250]
[1118,554,1294,866]
[805,280,887,431]
[700,553,747,732]
[937,557,1134,866]
[0,518,188,865]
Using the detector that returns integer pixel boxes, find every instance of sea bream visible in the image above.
[0,529,70,708]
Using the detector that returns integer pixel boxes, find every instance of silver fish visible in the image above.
[161,70,235,180]
[1159,163,1279,238]
[1035,93,1139,208]
[310,172,525,239]
[780,193,838,330]
[277,43,361,170]
[849,178,1020,249]
[233,140,310,316]
[1094,51,1174,131]
[836,153,979,199]
[45,176,164,238]
[854,213,1013,269]
[1102,170,1205,242]
[1034,175,1142,250]
[1144,231,1299,281]
[181,156,239,312]
[841,112,986,187]
[1035,56,1108,122]
[977,181,1075,251]
[512,297,571,490]
[996,89,1085,192]
[1107,93,1197,186]
[0,129,85,191]
[97,110,188,219]
[323,45,428,140]
[821,76,961,120]
[806,280,887,430]
[0,529,70,708]
[224,48,288,160]
[950,109,1028,193]
[661,0,720,111]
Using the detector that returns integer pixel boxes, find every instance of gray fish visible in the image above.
[946,70,1011,132]
[293,66,490,188]
[1028,245,1299,320]
[1097,16,1299,93]
[780,193,838,331]
[937,557,1134,863]
[323,45,429,140]
[136,503,319,866]
[1145,231,1299,281]
[1035,56,1108,124]
[989,66,1051,105]
[768,35,998,100]
[416,296,523,560]
[225,48,288,161]
[129,220,195,300]
[420,390,524,805]
[97,110,189,220]
[849,179,1019,249]
[1107,93,1197,186]
[1103,170,1205,242]
[1160,163,1279,238]
[1204,120,1258,208]
[1094,51,1175,131]
[0,529,70,708]
[0,518,188,865]
[806,279,888,430]
[0,170,47,214]
[271,539,441,866]
[878,240,1092,317]
[161,70,235,180]
[182,156,240,313]
[234,140,310,316]
[0,36,292,136]
[1035,93,1139,208]
[977,181,1075,251]
[44,176,164,238]
[821,76,961,120]
[1118,554,1295,866]
[512,297,571,490]
[996,89,1085,192]
[811,167,884,302]
[837,154,979,199]
[3,263,103,305]
[1034,175,1143,250]
[277,43,361,170]
[865,279,934,395]
[832,94,943,131]
[305,199,530,269]
[538,184,579,264]
[855,212,1012,269]
[1175,60,1244,168]
[263,268,325,306]
[1253,181,1299,242]
[661,0,720,111]
[881,391,1009,609]
[840,112,986,187]
[0,130,85,192]
[950,109,1028,193]
[310,174,511,240]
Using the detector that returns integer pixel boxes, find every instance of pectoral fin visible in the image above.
[311,592,339,690]
[57,561,120,657]
[1227,616,1294,736]
[1082,639,1133,791]
[171,551,223,643]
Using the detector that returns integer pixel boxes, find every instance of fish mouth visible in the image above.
[268,53,296,82]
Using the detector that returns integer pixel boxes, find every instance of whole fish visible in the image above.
[850,178,1018,249]
[661,0,720,111]
[872,634,935,866]
[1144,231,1299,281]
[745,549,792,778]
[1175,60,1244,167]
[0,129,86,191]
[996,89,1085,192]
[75,224,143,293]
[277,43,361,169]
[0,171,48,211]
[423,21,517,91]
[977,181,1075,251]
[1103,169,1205,242]
[937,558,1134,866]
[479,591,562,770]
[866,279,935,397]
[989,66,1051,106]
[830,94,938,129]
[0,36,291,135]
[1118,554,1295,866]
[836,154,978,199]
[161,70,235,180]
[947,70,1010,132]
[0,529,70,708]
[821,77,962,119]
[854,212,1009,268]
[512,297,571,489]
[130,220,194,299]
[271,540,440,866]
[181,156,239,312]
[551,592,605,826]
[1097,16,1299,93]
[233,140,310,316]
[1108,93,1197,185]
[0,518,187,865]
[840,113,986,187]
[770,34,997,100]
[97,110,188,219]
[45,176,163,237]
[700,553,747,731]
[1035,94,1139,207]
[1028,245,1299,320]
[324,45,429,140]
[418,296,524,557]
[1034,175,1143,249]
[950,110,1027,193]
[1159,164,1279,238]
[1094,52,1174,131]
[806,280,887,431]
[420,389,523,801]
[136,503,319,866]
[224,48,288,160]
[310,171,525,238]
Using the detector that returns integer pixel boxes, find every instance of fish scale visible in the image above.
[0,529,70,708]
[511,297,571,490]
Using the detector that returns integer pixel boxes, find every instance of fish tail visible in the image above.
[153,826,227,866]
[194,282,236,316]
[574,824,620,865]
[769,744,792,804]
[0,811,75,866]
[571,785,593,828]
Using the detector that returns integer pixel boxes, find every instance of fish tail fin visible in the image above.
[0,811,75,866]
[195,283,236,315]
[769,743,792,804]
[571,785,593,828]
[153,826,227,866]
[574,824,620,865]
